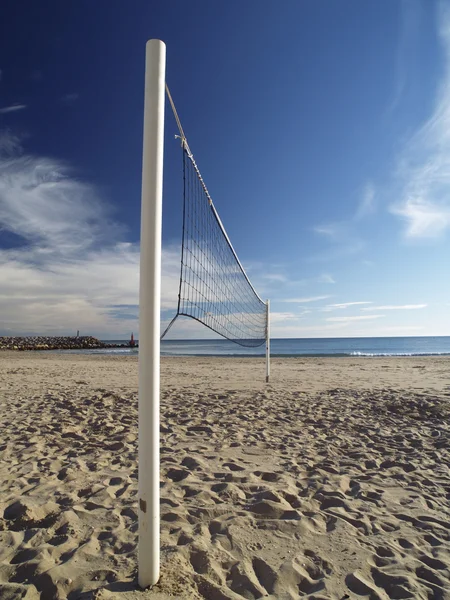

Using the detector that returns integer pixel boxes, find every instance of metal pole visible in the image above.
[266,299,270,383]
[138,39,165,589]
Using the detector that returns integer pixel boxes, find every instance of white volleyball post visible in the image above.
[266,299,270,383]
[138,39,166,589]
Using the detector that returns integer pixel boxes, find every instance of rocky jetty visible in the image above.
[0,336,128,351]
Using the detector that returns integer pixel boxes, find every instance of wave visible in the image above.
[160,351,450,358]
[44,348,450,358]
[350,351,450,357]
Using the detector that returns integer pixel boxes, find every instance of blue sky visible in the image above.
[0,0,449,339]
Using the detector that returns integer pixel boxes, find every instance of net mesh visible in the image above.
[164,145,267,347]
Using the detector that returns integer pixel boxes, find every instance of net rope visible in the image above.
[162,87,267,347]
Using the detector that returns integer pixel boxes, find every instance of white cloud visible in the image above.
[0,142,121,253]
[390,199,450,238]
[0,131,22,154]
[0,243,181,337]
[0,104,27,114]
[389,2,450,238]
[269,322,430,338]
[313,223,343,240]
[362,304,427,311]
[385,0,422,117]
[322,302,372,311]
[0,248,137,335]
[355,182,376,219]
[311,222,365,262]
[317,273,335,284]
[269,312,301,323]
[326,315,384,322]
[311,182,374,263]
[283,295,331,303]
[0,132,182,336]
[261,273,288,283]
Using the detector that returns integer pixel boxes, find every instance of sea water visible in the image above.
[62,336,450,357]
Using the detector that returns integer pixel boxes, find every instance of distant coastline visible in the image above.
[0,336,136,351]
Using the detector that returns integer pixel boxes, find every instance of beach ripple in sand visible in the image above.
[1,357,450,599]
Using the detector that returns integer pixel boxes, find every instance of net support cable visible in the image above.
[163,85,270,356]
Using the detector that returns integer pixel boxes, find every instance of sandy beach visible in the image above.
[1,353,449,599]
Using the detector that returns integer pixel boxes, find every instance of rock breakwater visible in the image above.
[0,336,124,351]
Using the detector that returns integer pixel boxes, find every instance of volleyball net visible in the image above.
[162,87,268,348]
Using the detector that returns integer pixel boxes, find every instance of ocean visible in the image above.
[62,336,450,357]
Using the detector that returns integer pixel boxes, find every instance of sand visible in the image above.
[0,353,450,600]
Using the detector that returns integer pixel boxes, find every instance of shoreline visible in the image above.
[3,349,450,358]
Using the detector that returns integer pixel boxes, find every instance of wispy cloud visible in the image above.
[389,2,450,239]
[311,178,375,263]
[283,295,331,303]
[261,273,288,283]
[326,315,385,322]
[270,312,302,323]
[0,131,23,154]
[390,200,450,238]
[385,0,422,116]
[317,273,335,284]
[355,182,376,220]
[61,93,80,104]
[311,221,365,262]
[0,132,181,336]
[0,142,121,252]
[270,322,428,338]
[325,301,373,310]
[243,262,298,293]
[0,104,27,115]
[313,223,343,241]
[362,304,427,311]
